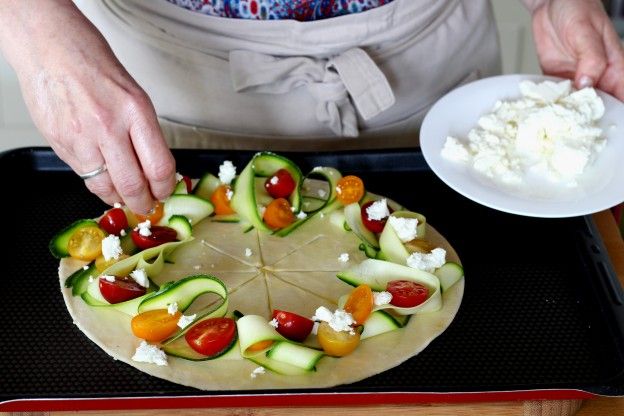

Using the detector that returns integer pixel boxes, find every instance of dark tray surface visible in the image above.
[1,147,623,400]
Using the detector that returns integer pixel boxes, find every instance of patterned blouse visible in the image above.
[167,0,394,21]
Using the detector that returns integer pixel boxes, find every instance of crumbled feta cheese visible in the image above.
[270,176,278,185]
[218,160,237,185]
[374,291,393,306]
[406,248,447,272]
[245,248,253,257]
[311,321,319,335]
[335,185,342,195]
[318,189,327,198]
[338,253,349,263]
[250,366,266,378]
[313,306,355,334]
[88,276,94,283]
[167,302,178,315]
[113,202,122,209]
[137,220,152,237]
[388,216,419,243]
[366,199,390,221]
[130,268,149,288]
[226,188,234,200]
[441,80,606,188]
[120,229,127,237]
[296,211,307,220]
[175,172,183,182]
[177,314,197,329]
[132,341,168,366]
[268,318,279,328]
[193,264,201,270]
[83,265,89,270]
[101,234,123,261]
[102,275,115,282]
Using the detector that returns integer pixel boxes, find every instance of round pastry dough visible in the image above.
[60,211,463,390]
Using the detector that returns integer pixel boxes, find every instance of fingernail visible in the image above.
[578,75,594,89]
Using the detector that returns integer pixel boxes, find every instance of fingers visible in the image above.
[597,24,624,101]
[571,21,608,89]
[128,97,176,202]
[98,131,155,215]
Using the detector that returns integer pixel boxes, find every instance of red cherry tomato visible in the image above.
[264,169,297,199]
[182,175,192,193]
[99,276,147,304]
[360,201,393,233]
[98,208,128,235]
[272,310,314,342]
[131,225,177,250]
[185,317,237,357]
[386,280,429,308]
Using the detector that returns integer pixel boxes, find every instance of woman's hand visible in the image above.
[0,0,176,214]
[525,0,624,100]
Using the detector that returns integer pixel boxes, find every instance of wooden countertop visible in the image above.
[3,211,623,416]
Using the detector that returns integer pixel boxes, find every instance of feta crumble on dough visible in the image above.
[101,234,123,261]
[313,306,356,335]
[338,253,349,263]
[387,216,418,243]
[268,318,279,328]
[177,314,197,329]
[136,220,152,237]
[130,268,149,288]
[250,366,266,378]
[374,291,393,306]
[218,161,237,185]
[167,302,178,315]
[132,341,168,366]
[366,199,390,221]
[406,248,447,273]
[245,248,253,257]
[441,80,606,187]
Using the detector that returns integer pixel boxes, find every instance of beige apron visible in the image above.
[76,0,501,150]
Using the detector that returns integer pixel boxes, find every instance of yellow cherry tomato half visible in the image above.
[95,253,130,273]
[131,309,182,342]
[343,284,374,325]
[210,185,236,215]
[67,226,106,261]
[134,201,164,225]
[335,175,365,205]
[263,198,295,230]
[317,321,360,357]
[246,339,274,353]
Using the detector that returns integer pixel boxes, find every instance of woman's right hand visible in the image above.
[0,0,176,214]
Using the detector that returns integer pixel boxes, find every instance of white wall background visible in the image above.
[0,1,540,153]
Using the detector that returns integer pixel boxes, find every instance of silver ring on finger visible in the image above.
[78,164,108,180]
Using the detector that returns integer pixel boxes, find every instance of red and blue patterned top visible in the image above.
[167,0,394,21]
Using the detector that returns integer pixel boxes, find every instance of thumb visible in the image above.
[570,22,608,88]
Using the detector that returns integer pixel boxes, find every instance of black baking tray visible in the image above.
[1,147,623,409]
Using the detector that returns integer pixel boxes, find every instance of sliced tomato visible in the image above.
[335,175,365,205]
[99,275,147,304]
[67,226,106,261]
[210,185,236,215]
[343,285,374,325]
[264,169,296,199]
[98,208,128,235]
[131,309,182,342]
[131,225,177,250]
[182,175,192,193]
[272,310,314,342]
[185,317,237,357]
[386,280,429,308]
[263,198,295,229]
[134,201,164,225]
[360,200,393,233]
[317,322,360,357]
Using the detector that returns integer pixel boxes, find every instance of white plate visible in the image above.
[420,74,624,218]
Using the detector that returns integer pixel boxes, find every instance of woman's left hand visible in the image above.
[526,0,624,100]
